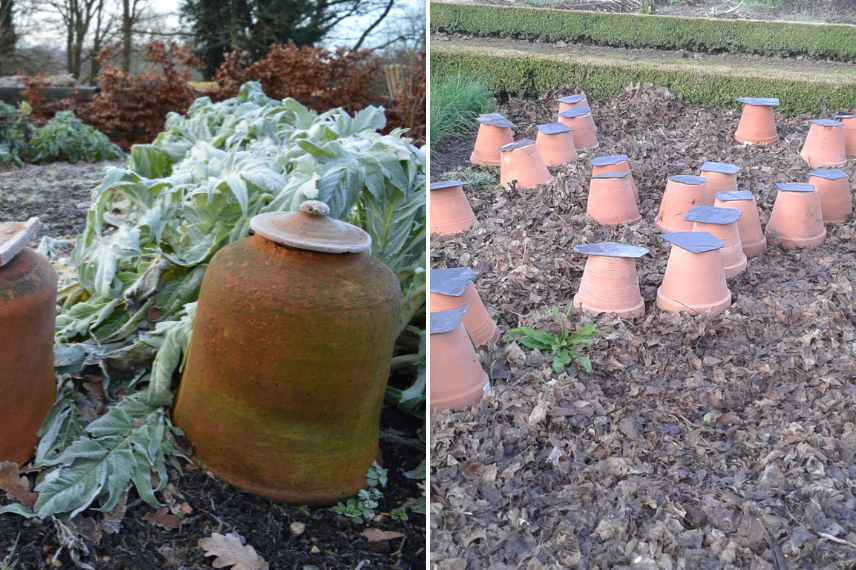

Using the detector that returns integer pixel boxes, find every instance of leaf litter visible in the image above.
[431,86,856,568]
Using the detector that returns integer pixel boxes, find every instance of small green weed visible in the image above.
[332,463,388,524]
[506,307,597,374]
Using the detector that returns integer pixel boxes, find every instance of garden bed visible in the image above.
[430,86,856,568]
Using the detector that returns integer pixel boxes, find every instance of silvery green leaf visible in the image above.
[130,145,174,179]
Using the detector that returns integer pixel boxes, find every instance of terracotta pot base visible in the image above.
[838,115,856,158]
[535,122,576,167]
[430,180,476,236]
[800,119,847,168]
[499,139,553,189]
[656,287,732,316]
[572,243,648,318]
[656,232,731,316]
[558,93,589,114]
[470,114,514,166]
[430,274,498,347]
[558,107,598,151]
[714,191,767,258]
[430,308,489,412]
[808,169,852,224]
[587,172,640,225]
[656,175,708,232]
[735,98,779,145]
[766,183,826,250]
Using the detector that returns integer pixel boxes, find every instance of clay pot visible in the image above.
[572,242,648,318]
[174,201,401,505]
[592,154,637,201]
[686,206,747,278]
[800,119,847,168]
[838,114,856,158]
[766,183,826,249]
[656,175,708,232]
[656,232,732,316]
[735,97,779,145]
[499,139,553,189]
[430,307,488,412]
[714,191,767,257]
[557,107,598,151]
[0,220,57,464]
[586,172,640,225]
[699,161,739,203]
[470,113,514,166]
[430,267,498,347]
[558,93,589,114]
[808,169,851,224]
[535,122,576,167]
[430,180,476,236]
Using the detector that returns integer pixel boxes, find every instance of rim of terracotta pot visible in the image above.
[250,200,371,254]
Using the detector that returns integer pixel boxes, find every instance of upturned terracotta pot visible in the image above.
[656,232,732,316]
[766,183,826,249]
[499,139,553,189]
[535,122,576,167]
[0,219,57,464]
[592,154,637,201]
[800,119,847,168]
[174,201,401,505]
[572,242,648,318]
[686,206,747,278]
[430,267,498,347]
[699,161,739,203]
[470,113,514,166]
[713,191,767,257]
[586,172,640,225]
[430,307,488,412]
[735,97,779,145]
[558,93,589,114]
[838,114,856,158]
[808,169,851,224]
[430,180,476,236]
[656,175,708,232]
[557,107,598,151]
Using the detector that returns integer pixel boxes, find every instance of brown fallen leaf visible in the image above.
[361,528,405,542]
[144,507,181,530]
[199,532,269,570]
[0,461,37,508]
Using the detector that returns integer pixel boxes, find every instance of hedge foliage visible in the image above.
[431,47,856,116]
[431,3,856,62]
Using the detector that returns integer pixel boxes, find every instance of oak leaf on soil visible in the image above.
[199,532,269,570]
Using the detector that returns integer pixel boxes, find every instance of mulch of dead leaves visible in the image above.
[430,86,856,569]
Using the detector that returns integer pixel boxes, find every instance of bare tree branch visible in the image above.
[352,0,395,51]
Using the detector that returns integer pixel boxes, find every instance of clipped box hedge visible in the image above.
[431,2,856,63]
[431,47,856,116]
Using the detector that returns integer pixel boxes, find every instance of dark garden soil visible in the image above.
[0,162,426,569]
[430,86,856,568]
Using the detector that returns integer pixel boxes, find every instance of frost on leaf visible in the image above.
[199,532,269,570]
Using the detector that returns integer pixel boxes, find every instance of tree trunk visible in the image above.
[122,0,132,72]
[0,0,15,72]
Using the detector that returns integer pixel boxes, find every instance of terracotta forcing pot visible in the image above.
[586,172,640,225]
[714,191,767,257]
[808,169,851,224]
[430,307,489,412]
[572,242,648,318]
[470,113,514,167]
[656,232,732,316]
[686,205,747,278]
[800,119,847,168]
[558,93,589,114]
[499,139,553,189]
[735,97,779,145]
[592,154,637,201]
[837,114,856,158]
[558,107,598,151]
[430,180,476,236]
[699,161,739,203]
[535,122,576,167]
[656,175,708,232]
[430,267,498,347]
[173,201,401,505]
[766,183,826,249]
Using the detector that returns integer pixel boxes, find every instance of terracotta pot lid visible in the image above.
[431,306,468,335]
[559,107,592,119]
[574,242,648,258]
[592,171,630,180]
[592,154,629,167]
[477,113,513,129]
[250,200,371,254]
[670,175,706,186]
[687,205,742,224]
[537,122,572,135]
[430,267,477,297]
[775,182,815,193]
[430,180,464,191]
[809,118,842,128]
[0,217,40,268]
[716,190,754,202]
[737,97,780,107]
[809,169,848,180]
[701,161,740,174]
[499,139,535,153]
[559,94,585,104]
[662,231,724,253]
